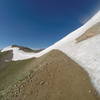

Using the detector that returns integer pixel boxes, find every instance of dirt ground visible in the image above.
[76,22,100,42]
[1,50,100,100]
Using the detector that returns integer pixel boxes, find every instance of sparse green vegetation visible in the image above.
[0,51,13,70]
[0,58,35,91]
[0,51,11,59]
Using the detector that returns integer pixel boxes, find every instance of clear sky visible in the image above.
[0,0,100,49]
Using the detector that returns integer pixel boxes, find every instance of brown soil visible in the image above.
[76,22,100,42]
[1,50,100,100]
[12,45,43,53]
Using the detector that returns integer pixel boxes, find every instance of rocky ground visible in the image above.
[0,50,100,100]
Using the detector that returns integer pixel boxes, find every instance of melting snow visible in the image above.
[1,46,36,60]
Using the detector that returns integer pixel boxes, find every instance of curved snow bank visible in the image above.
[34,11,100,57]
[1,46,36,60]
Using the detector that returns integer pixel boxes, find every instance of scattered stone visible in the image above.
[83,78,86,81]
[94,91,97,96]
[39,81,45,85]
[88,90,92,94]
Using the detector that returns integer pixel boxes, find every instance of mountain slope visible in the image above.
[11,45,43,53]
[1,10,100,95]
[1,45,43,61]
[0,50,99,100]
[31,11,100,57]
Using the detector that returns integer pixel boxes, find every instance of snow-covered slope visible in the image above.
[34,11,100,57]
[1,46,36,60]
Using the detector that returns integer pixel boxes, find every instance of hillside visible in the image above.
[11,45,43,53]
[1,45,43,61]
[0,50,100,100]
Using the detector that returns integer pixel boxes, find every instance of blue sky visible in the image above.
[0,0,100,49]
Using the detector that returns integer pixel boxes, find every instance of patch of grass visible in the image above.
[0,51,13,70]
[0,58,35,91]
[0,51,10,59]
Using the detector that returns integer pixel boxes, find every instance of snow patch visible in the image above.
[1,46,36,60]
[1,46,13,52]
